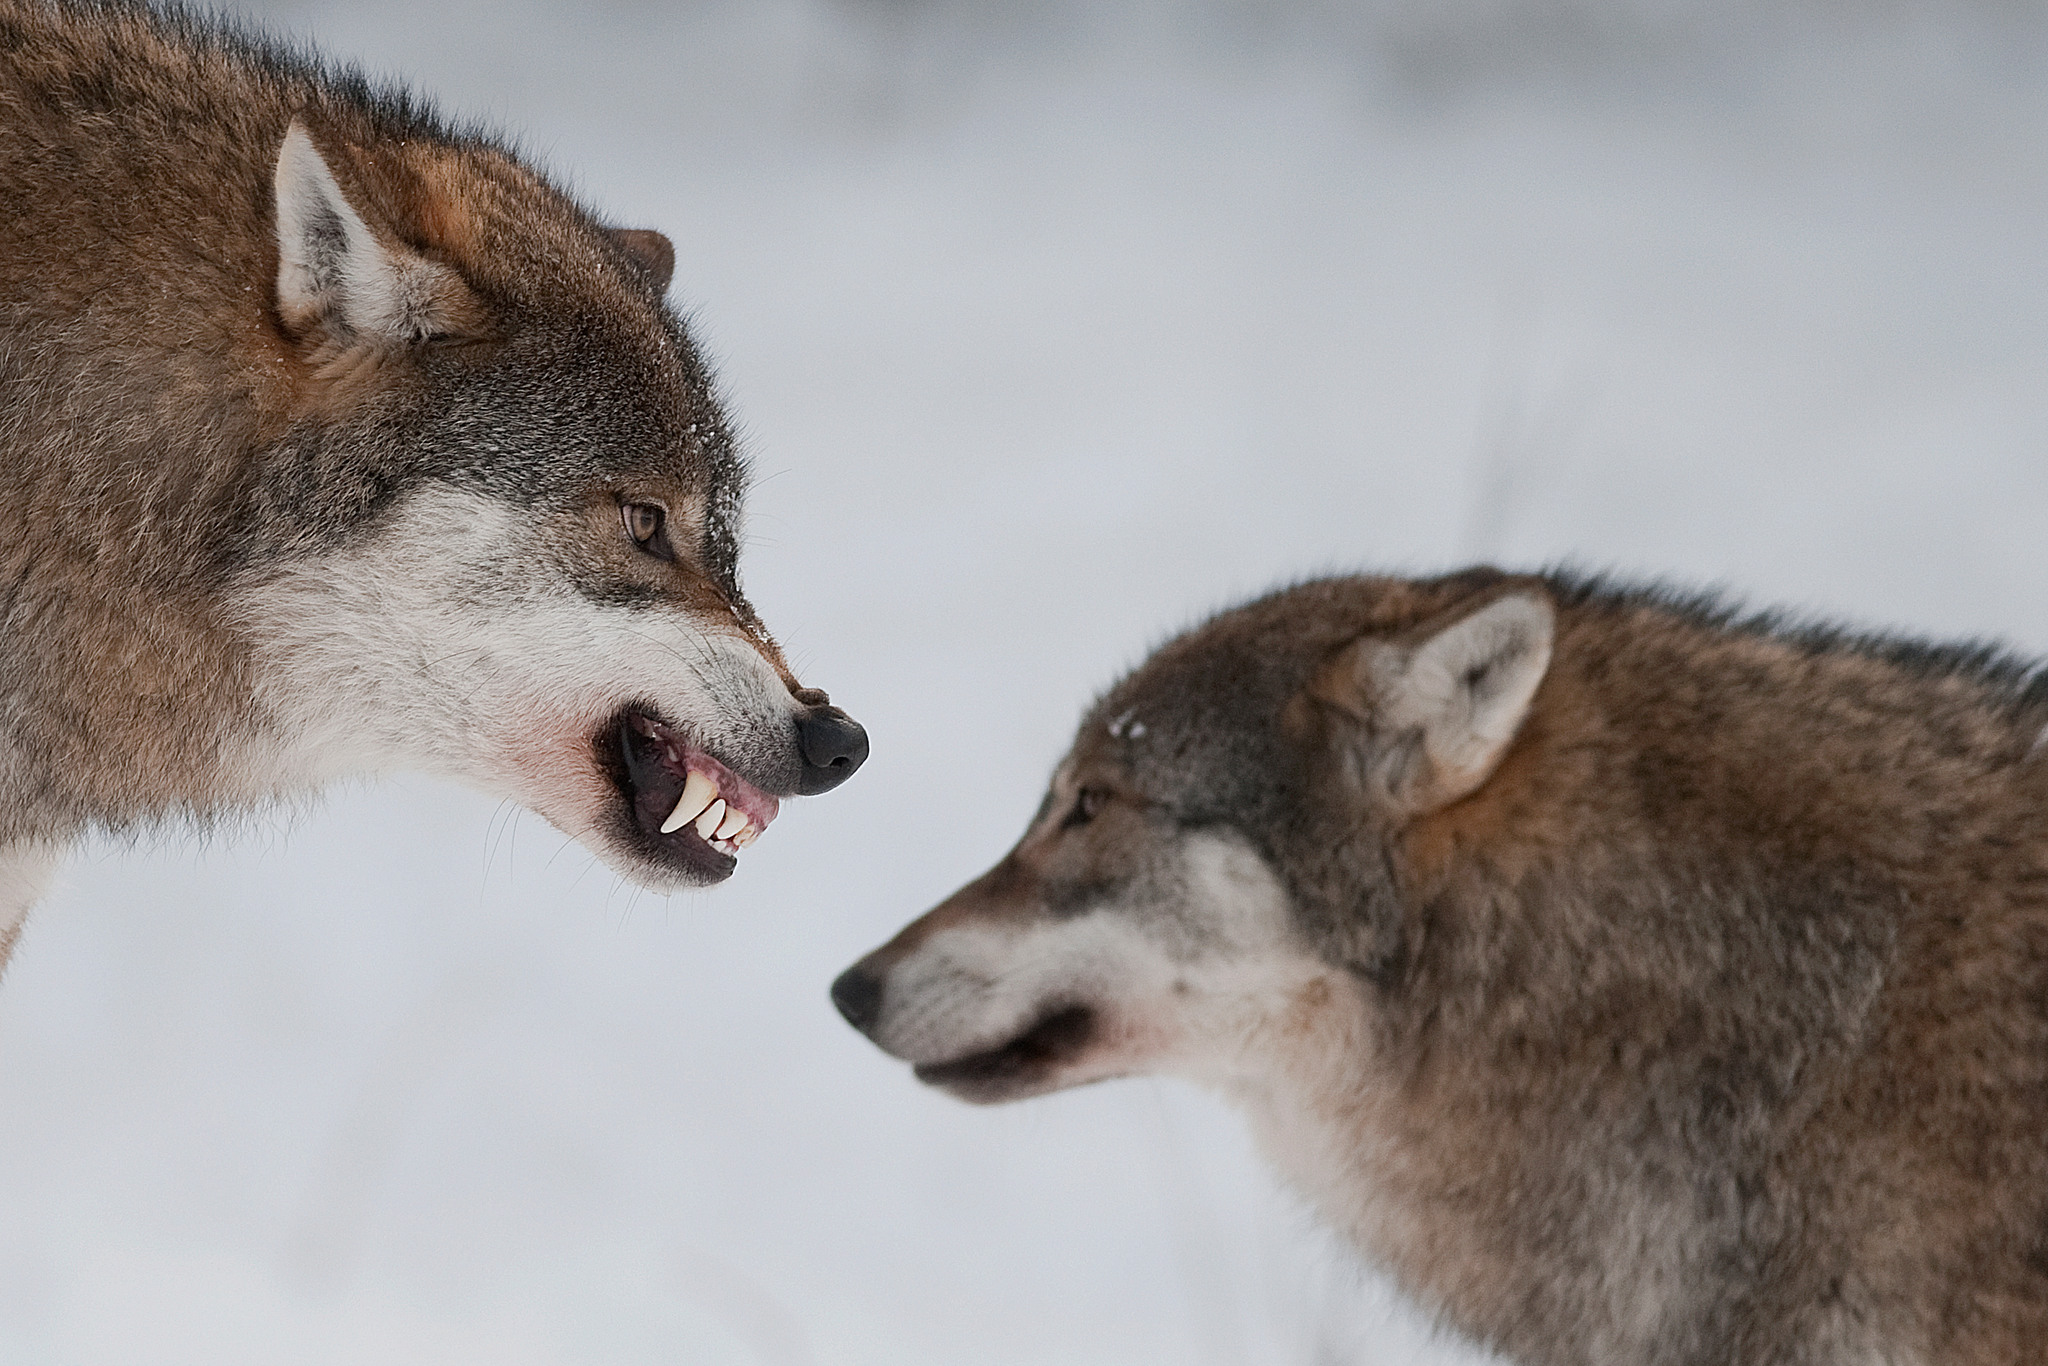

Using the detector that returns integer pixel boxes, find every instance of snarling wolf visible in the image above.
[836,569,2048,1365]
[0,0,868,965]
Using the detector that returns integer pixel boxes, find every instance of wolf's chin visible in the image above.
[597,842,734,891]
[911,1004,1101,1105]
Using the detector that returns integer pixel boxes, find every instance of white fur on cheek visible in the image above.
[870,833,1338,1086]
[1149,835,1359,1080]
[228,487,797,833]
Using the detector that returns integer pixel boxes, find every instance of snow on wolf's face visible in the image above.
[831,799,1302,1102]
[831,577,1395,1105]
[830,735,1338,1106]
[233,482,866,890]
[218,120,868,892]
[834,574,1557,1102]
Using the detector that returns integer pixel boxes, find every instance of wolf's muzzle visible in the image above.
[797,704,869,794]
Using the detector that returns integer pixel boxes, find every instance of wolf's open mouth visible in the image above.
[912,1004,1097,1103]
[612,710,781,882]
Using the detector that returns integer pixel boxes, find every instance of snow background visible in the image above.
[3,1,2046,1362]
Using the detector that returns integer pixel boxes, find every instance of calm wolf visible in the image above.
[835,569,2048,1365]
[0,0,868,966]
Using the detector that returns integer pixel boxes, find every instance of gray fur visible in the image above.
[840,568,2048,1366]
[1,0,862,954]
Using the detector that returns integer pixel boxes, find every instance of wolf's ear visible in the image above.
[610,228,675,292]
[1332,588,1554,812]
[273,120,480,347]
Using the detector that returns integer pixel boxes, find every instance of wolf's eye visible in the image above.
[621,501,673,560]
[1063,788,1108,829]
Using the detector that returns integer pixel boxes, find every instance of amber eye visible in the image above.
[621,501,672,560]
[1063,788,1108,829]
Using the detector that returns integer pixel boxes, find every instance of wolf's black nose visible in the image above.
[797,705,869,795]
[830,964,885,1035]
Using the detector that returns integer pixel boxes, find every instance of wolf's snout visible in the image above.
[797,704,869,794]
[829,962,885,1035]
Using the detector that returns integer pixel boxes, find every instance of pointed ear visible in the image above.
[273,120,481,347]
[1334,588,1555,812]
[610,228,675,292]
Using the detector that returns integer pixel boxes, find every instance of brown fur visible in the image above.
[10,2,622,836]
[1229,576,2048,1362]
[841,569,2048,1364]
[2,0,860,945]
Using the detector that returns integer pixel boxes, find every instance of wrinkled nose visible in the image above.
[797,704,869,795]
[830,962,885,1035]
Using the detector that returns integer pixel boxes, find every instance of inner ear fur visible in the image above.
[1321,581,1556,813]
[272,119,487,351]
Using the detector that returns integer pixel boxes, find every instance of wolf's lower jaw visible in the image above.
[911,1004,1099,1104]
[612,710,781,883]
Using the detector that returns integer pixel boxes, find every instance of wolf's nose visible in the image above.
[797,705,869,795]
[830,964,885,1035]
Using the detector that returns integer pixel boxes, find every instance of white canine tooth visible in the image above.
[694,798,726,839]
[715,805,747,839]
[660,771,718,834]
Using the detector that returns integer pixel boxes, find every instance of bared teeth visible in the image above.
[694,798,726,839]
[650,761,767,854]
[660,771,718,835]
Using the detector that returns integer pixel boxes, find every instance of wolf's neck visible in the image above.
[0,841,62,972]
[0,541,274,844]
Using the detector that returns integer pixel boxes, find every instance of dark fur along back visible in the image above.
[841,561,2048,1362]
[1115,570,2048,1363]
[1,0,749,565]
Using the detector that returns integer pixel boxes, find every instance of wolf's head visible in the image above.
[230,121,866,889]
[833,572,1552,1102]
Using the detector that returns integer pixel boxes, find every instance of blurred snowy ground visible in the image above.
[3,1,2046,1362]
